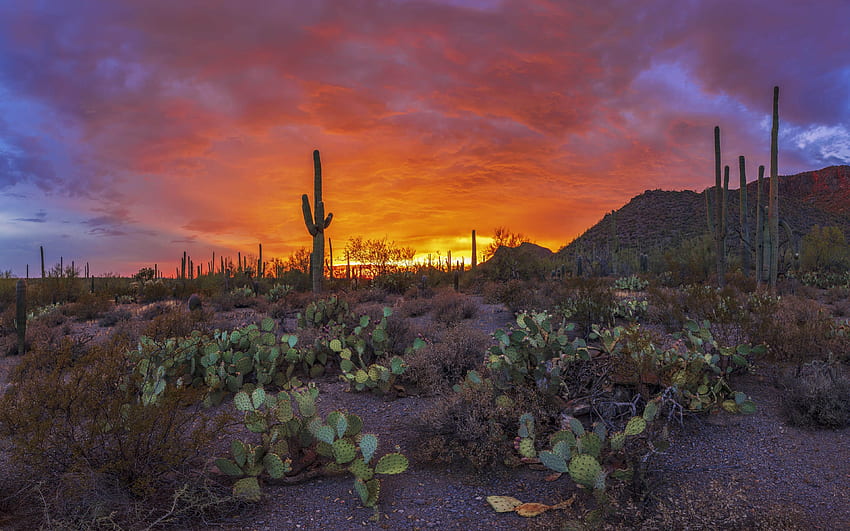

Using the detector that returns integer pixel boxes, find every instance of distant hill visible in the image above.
[558,165,850,262]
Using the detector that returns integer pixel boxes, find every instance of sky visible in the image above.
[1,0,849,277]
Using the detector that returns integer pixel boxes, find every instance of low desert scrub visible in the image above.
[402,324,490,395]
[142,305,210,340]
[780,361,850,429]
[744,294,845,362]
[430,290,478,325]
[0,336,237,528]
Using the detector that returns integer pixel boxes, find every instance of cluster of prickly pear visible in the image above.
[488,311,590,394]
[526,401,659,498]
[325,307,423,395]
[297,295,352,329]
[218,385,408,507]
[215,387,294,501]
[613,275,648,291]
[266,283,294,302]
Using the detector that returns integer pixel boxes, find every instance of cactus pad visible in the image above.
[234,391,253,412]
[359,433,378,463]
[552,440,571,460]
[375,453,409,475]
[315,441,334,457]
[518,413,535,438]
[348,457,374,480]
[518,437,536,458]
[577,433,602,458]
[538,450,568,473]
[262,453,290,479]
[231,439,247,467]
[486,495,523,513]
[345,414,364,437]
[567,416,585,436]
[624,416,646,436]
[609,432,626,451]
[354,478,381,507]
[275,397,293,423]
[251,387,266,409]
[568,454,602,488]
[550,430,576,447]
[232,477,262,502]
[642,400,658,422]
[215,458,243,477]
[332,439,356,464]
[261,317,275,332]
[244,411,268,434]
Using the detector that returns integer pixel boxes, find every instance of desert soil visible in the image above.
[0,298,848,530]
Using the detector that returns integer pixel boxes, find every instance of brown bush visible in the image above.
[0,336,235,528]
[430,290,479,325]
[415,378,559,469]
[403,325,490,395]
[780,361,850,429]
[142,306,209,340]
[744,295,841,362]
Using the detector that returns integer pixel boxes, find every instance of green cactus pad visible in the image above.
[261,317,275,332]
[390,356,405,375]
[593,469,607,491]
[232,477,261,502]
[263,453,290,479]
[275,397,293,423]
[538,450,568,473]
[552,440,571,460]
[215,458,243,477]
[294,390,316,417]
[368,366,382,382]
[329,338,342,352]
[345,414,363,437]
[231,440,247,467]
[315,425,335,445]
[577,433,602,458]
[568,454,602,488]
[567,417,585,436]
[518,413,535,438]
[624,416,646,436]
[272,440,289,457]
[495,394,515,408]
[354,478,381,507]
[332,439,357,464]
[315,441,334,457]
[348,457,374,480]
[518,437,536,458]
[234,391,253,412]
[610,432,626,451]
[355,370,369,384]
[739,400,756,414]
[251,388,266,409]
[335,414,348,438]
[374,453,409,475]
[340,359,355,373]
[550,430,576,447]
[244,411,268,434]
[610,467,633,481]
[642,401,659,422]
[593,422,607,441]
[359,433,378,463]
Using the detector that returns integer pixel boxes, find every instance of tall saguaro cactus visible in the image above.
[709,126,729,288]
[302,150,333,293]
[739,156,750,277]
[768,86,780,291]
[16,279,26,356]
[755,164,766,285]
[471,230,477,269]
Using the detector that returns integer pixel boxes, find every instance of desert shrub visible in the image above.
[403,325,490,395]
[780,361,850,429]
[398,296,432,318]
[372,271,417,294]
[558,277,617,336]
[138,278,172,302]
[482,279,555,313]
[0,337,235,528]
[430,290,478,325]
[744,294,840,362]
[415,377,558,469]
[98,307,132,327]
[143,306,209,341]
[62,291,113,321]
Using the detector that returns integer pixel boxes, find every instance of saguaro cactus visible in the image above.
[16,279,26,356]
[768,86,780,291]
[302,150,333,293]
[739,156,750,277]
[471,230,477,269]
[755,165,765,285]
[709,126,729,288]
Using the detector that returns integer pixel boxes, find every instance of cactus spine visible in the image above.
[15,279,26,356]
[302,150,333,293]
[739,156,750,277]
[768,86,780,291]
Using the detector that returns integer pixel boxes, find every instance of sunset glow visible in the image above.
[2,1,849,276]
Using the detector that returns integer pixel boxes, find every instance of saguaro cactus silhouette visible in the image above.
[302,150,333,293]
[768,86,780,292]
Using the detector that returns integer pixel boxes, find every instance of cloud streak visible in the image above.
[0,0,848,275]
